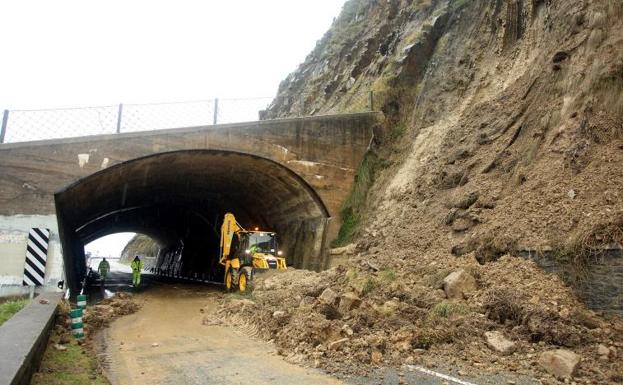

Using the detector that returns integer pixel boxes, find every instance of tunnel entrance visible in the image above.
[55,150,331,293]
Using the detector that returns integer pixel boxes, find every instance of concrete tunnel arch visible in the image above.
[55,149,331,292]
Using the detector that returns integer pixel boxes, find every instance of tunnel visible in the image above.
[55,150,331,293]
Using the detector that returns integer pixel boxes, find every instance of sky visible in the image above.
[12,0,347,257]
[0,0,345,110]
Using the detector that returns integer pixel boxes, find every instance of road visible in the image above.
[99,283,344,385]
[88,264,538,385]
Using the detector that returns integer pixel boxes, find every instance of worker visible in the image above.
[249,244,259,254]
[131,255,144,287]
[97,258,110,287]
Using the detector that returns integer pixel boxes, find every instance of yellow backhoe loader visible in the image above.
[219,212,286,292]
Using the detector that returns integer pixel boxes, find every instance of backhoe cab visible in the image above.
[219,213,286,293]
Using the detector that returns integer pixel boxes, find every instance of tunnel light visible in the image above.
[245,249,251,254]
[277,251,283,256]
[254,227,259,231]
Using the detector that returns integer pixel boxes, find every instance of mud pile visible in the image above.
[82,292,141,335]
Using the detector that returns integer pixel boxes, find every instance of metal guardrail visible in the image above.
[0,91,375,144]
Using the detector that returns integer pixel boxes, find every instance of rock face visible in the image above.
[443,270,477,299]
[538,349,580,378]
[484,331,516,355]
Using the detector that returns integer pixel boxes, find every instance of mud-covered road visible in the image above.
[99,283,344,385]
[90,267,537,385]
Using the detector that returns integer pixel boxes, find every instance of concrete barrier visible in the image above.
[0,292,63,385]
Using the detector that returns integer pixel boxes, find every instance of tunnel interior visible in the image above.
[55,150,330,292]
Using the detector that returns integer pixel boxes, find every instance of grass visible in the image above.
[427,301,469,321]
[0,298,29,326]
[379,269,397,283]
[31,340,108,385]
[333,151,385,247]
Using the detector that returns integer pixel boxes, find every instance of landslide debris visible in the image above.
[207,257,622,384]
[208,0,623,383]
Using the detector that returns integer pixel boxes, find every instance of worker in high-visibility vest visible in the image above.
[97,258,110,287]
[131,255,144,287]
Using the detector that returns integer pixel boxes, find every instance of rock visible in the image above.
[341,324,354,336]
[330,243,356,255]
[452,217,472,232]
[538,349,580,378]
[484,331,516,355]
[597,344,610,357]
[455,191,479,209]
[567,189,576,199]
[371,350,383,364]
[53,344,67,351]
[558,307,570,319]
[272,310,287,319]
[319,288,339,305]
[443,270,477,300]
[328,337,349,350]
[39,299,50,304]
[230,299,256,308]
[338,292,362,313]
[152,342,159,348]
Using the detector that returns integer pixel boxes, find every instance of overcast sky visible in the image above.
[12,0,346,257]
[0,0,345,110]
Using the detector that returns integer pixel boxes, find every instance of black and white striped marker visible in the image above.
[22,228,50,286]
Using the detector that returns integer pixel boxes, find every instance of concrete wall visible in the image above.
[0,215,63,287]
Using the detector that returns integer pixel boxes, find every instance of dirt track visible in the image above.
[99,282,344,385]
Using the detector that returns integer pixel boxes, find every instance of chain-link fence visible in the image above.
[0,92,375,144]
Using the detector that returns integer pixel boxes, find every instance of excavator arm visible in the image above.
[219,212,243,266]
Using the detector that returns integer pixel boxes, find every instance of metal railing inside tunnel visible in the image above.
[0,91,375,144]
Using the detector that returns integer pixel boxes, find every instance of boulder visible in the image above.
[338,292,362,313]
[538,349,580,378]
[272,310,287,319]
[330,243,356,255]
[484,331,516,355]
[443,269,477,299]
[319,288,339,305]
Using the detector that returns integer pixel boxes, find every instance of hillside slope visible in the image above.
[214,1,623,384]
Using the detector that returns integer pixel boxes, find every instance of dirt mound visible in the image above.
[82,292,141,335]
[206,256,622,383]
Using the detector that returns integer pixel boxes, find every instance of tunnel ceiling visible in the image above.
[56,150,329,245]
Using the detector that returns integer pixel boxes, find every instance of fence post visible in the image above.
[0,110,9,143]
[116,104,123,134]
[368,91,374,111]
[213,98,219,125]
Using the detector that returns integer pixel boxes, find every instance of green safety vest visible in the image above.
[131,259,144,273]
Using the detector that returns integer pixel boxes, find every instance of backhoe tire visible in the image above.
[239,267,254,294]
[225,269,234,292]
[238,271,248,293]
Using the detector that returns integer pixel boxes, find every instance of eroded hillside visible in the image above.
[215,0,623,383]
